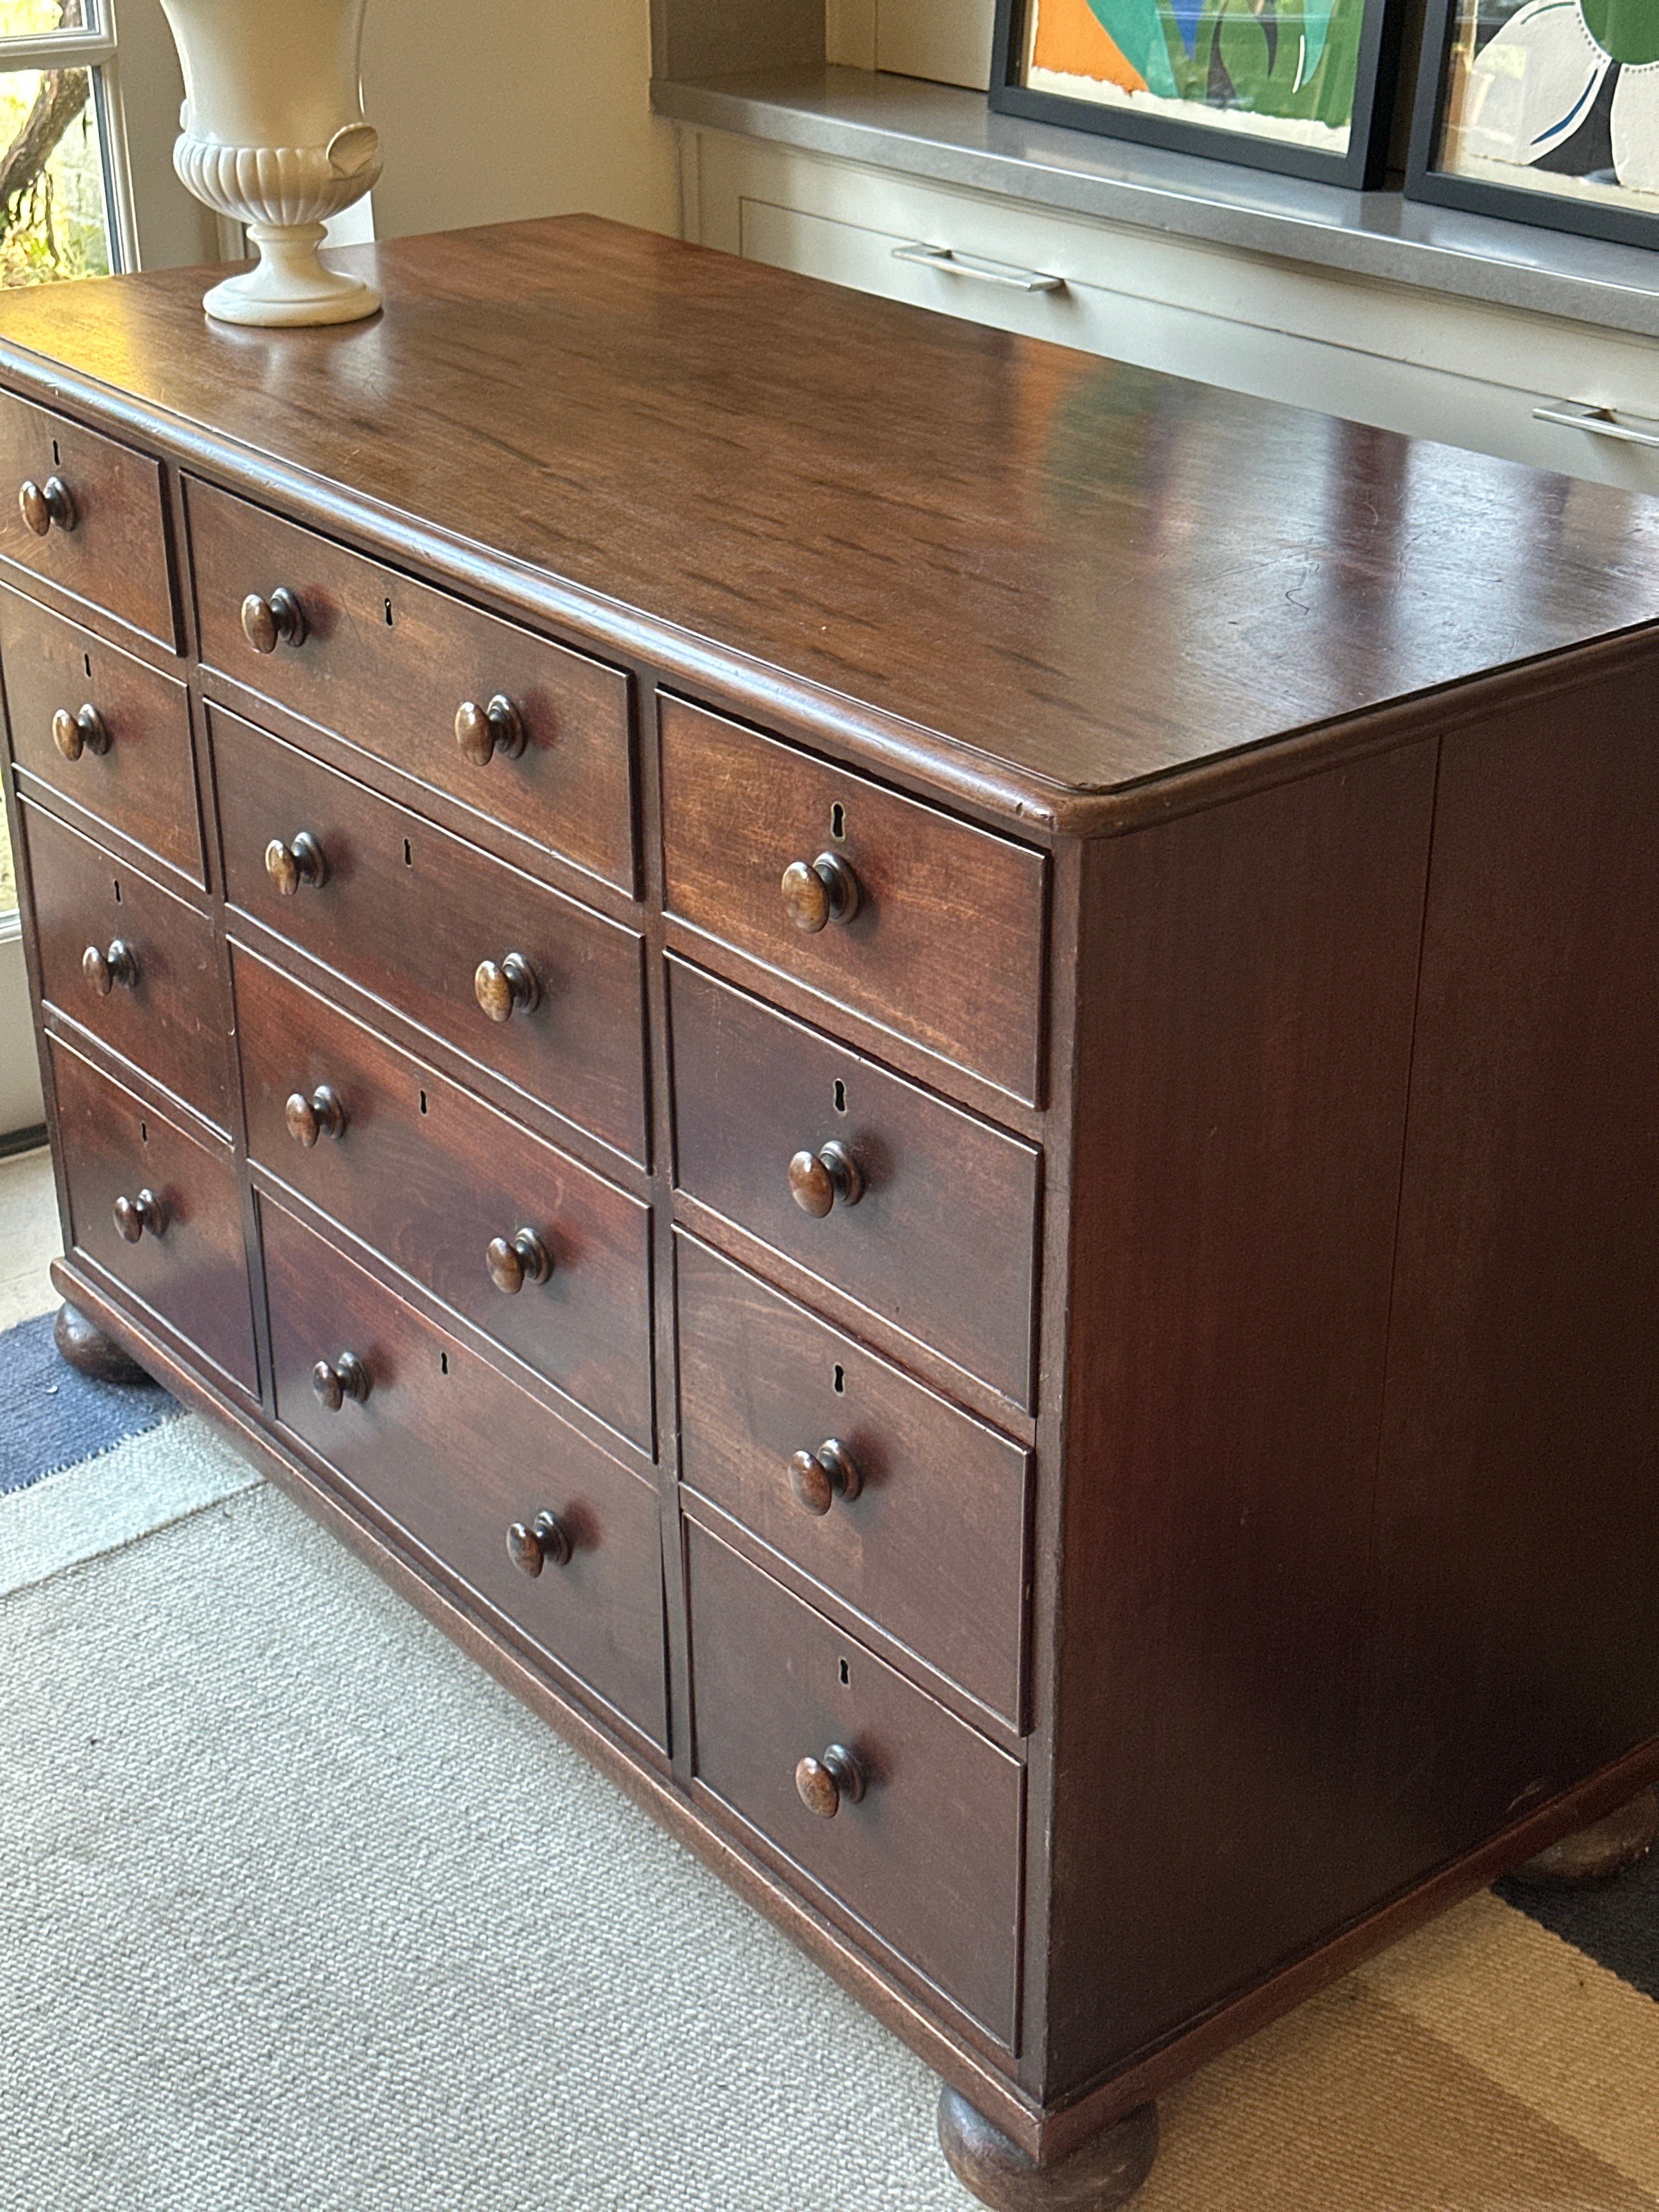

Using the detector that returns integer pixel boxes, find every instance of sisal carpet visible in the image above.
[3,1412,1657,2211]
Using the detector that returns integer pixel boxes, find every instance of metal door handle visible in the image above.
[1533,400,1659,449]
[892,244,1064,294]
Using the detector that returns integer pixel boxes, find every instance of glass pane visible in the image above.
[0,62,111,286]
[0,808,14,919]
[0,0,97,40]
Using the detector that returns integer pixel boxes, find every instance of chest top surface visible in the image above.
[0,213,1656,808]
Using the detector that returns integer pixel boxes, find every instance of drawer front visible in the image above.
[187,479,636,894]
[687,1521,1022,2045]
[1,590,200,882]
[670,960,1039,1408]
[263,1198,667,1748]
[661,697,1045,1103]
[677,1234,1029,1725]
[211,704,647,1164]
[26,802,228,1127]
[50,1036,255,1390]
[235,946,654,1450]
[0,392,175,646]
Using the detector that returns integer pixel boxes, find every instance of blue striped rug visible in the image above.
[0,1308,180,1494]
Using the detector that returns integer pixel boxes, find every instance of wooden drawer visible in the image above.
[0,391,174,646]
[234,945,654,1450]
[1,590,200,882]
[50,1035,255,1390]
[677,1234,1029,1726]
[25,802,228,1128]
[187,478,635,894]
[661,696,1045,1103]
[263,1198,667,1748]
[669,959,1039,1408]
[210,703,647,1164]
[686,1521,1022,2045]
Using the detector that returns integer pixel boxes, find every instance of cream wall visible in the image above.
[360,0,679,241]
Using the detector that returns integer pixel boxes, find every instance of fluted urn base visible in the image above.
[205,222,380,328]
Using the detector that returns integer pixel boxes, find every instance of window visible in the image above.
[0,0,133,286]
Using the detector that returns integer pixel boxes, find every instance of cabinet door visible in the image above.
[1369,654,1659,1866]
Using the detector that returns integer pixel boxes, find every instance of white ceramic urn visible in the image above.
[160,0,383,326]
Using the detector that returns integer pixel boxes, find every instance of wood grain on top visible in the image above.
[2,216,1656,802]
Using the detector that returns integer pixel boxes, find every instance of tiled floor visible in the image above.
[0,1146,61,1330]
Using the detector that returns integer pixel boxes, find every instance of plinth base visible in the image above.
[204,224,380,328]
[938,2090,1158,2211]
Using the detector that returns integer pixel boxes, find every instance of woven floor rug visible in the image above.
[3,1410,1657,2209]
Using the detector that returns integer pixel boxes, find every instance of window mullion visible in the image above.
[0,32,120,70]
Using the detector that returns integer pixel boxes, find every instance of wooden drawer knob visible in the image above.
[475,951,540,1023]
[285,1085,347,1147]
[241,586,308,653]
[82,938,138,996]
[506,1509,572,1576]
[781,852,860,933]
[312,1350,370,1410]
[795,1743,866,1819]
[788,1140,864,1216]
[487,1227,553,1294]
[112,1187,167,1242]
[264,830,329,896]
[455,695,526,764]
[52,704,110,760]
[19,474,76,535]
[788,1438,862,1516]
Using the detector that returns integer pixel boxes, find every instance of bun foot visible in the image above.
[938,2089,1158,2211]
[1511,1786,1659,1887]
[53,1301,149,1385]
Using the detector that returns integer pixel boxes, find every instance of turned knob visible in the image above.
[19,474,76,535]
[82,938,138,996]
[454,695,526,764]
[506,1509,572,1576]
[112,1187,167,1243]
[264,829,328,896]
[52,704,110,760]
[486,1227,553,1294]
[284,1085,347,1148]
[241,586,308,654]
[781,852,860,933]
[788,1140,864,1217]
[795,1743,866,1818]
[312,1350,370,1410]
[474,951,540,1023]
[788,1438,862,1516]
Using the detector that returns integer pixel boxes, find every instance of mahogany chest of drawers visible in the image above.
[4,218,1658,2207]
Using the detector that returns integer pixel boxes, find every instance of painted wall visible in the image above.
[362,0,679,241]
